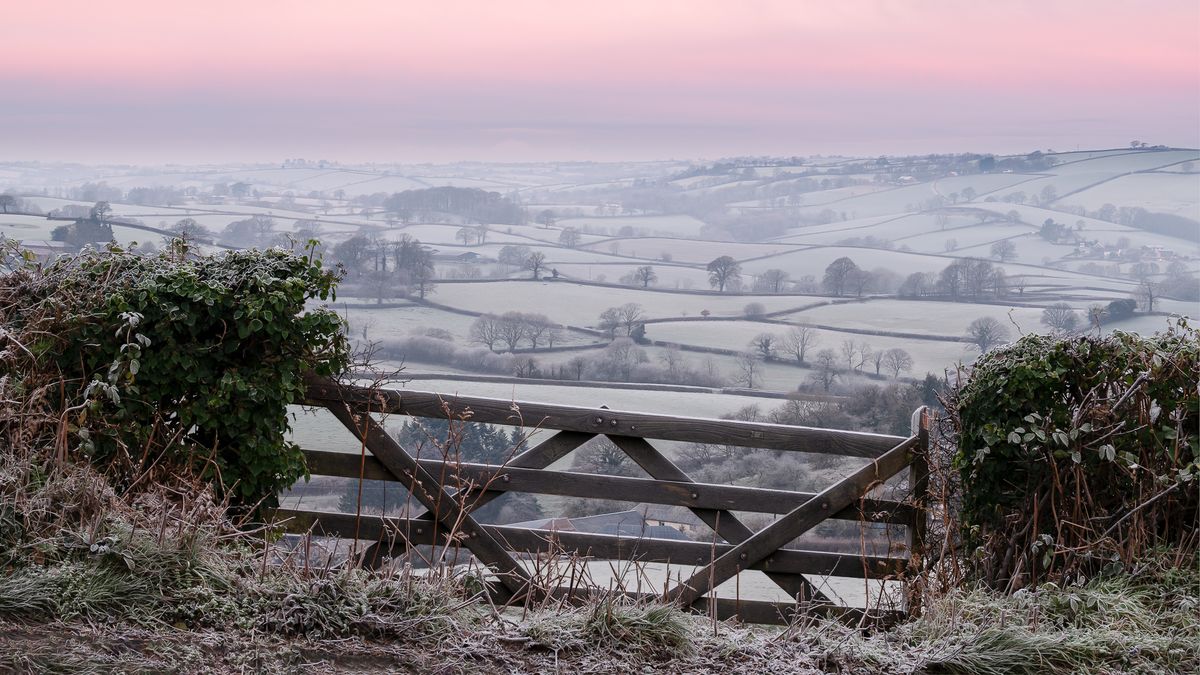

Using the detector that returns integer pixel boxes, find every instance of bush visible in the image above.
[0,241,349,506]
[947,322,1197,588]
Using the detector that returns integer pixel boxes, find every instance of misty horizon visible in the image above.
[2,1,1197,164]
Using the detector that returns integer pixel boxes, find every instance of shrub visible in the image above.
[947,321,1197,589]
[0,241,349,506]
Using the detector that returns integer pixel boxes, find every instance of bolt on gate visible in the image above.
[272,374,931,625]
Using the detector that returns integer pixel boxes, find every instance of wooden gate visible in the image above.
[272,375,930,625]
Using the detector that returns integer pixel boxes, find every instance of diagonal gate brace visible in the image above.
[607,434,835,607]
[324,395,534,602]
[668,436,917,609]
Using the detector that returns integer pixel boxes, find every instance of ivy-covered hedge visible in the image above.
[0,242,349,505]
[948,322,1197,588]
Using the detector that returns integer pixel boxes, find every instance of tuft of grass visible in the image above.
[523,597,692,658]
[787,556,1200,675]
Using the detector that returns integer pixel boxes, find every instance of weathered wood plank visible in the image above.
[669,436,917,607]
[270,509,908,580]
[303,376,903,458]
[301,449,915,524]
[323,399,533,600]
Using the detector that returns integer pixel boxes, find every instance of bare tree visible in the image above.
[616,303,645,335]
[899,272,936,297]
[513,356,539,378]
[170,217,213,243]
[523,313,557,348]
[822,257,859,296]
[633,265,657,288]
[659,346,685,379]
[1130,262,1159,281]
[840,339,870,372]
[567,355,589,380]
[1040,303,1080,336]
[469,315,503,351]
[757,268,790,293]
[882,348,913,378]
[736,352,760,389]
[967,316,1010,352]
[498,245,533,267]
[749,333,777,359]
[990,240,1018,262]
[857,342,873,373]
[558,227,581,248]
[407,253,437,299]
[848,268,873,297]
[811,349,839,391]
[780,325,818,364]
[0,195,16,213]
[871,349,886,376]
[706,256,741,292]
[222,214,275,247]
[455,226,477,245]
[90,201,112,223]
[364,269,395,305]
[497,312,529,351]
[526,252,547,280]
[1134,281,1159,312]
[597,307,621,338]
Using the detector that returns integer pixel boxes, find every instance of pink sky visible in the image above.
[2,1,1197,162]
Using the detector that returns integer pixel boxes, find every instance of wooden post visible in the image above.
[906,406,931,616]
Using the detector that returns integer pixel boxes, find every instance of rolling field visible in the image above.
[582,237,804,264]
[896,224,1033,255]
[556,214,711,238]
[784,212,986,246]
[784,299,1049,336]
[0,214,60,240]
[645,319,975,375]
[541,262,719,288]
[429,281,821,325]
[1064,172,1200,220]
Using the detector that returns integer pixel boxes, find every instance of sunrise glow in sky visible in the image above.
[3,0,1197,162]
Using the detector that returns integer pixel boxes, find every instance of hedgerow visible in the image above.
[946,321,1198,589]
[0,240,349,506]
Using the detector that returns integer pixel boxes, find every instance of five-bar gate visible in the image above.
[272,374,929,625]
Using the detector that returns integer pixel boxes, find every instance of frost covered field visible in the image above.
[428,280,817,325]
[2,147,1195,402]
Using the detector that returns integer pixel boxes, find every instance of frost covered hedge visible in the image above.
[0,241,349,505]
[948,321,1198,588]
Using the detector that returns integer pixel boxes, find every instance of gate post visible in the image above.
[906,406,931,615]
